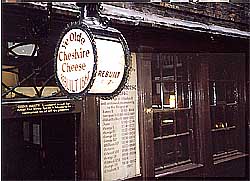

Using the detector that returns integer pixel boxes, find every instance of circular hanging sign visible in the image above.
[87,31,131,99]
[54,22,97,96]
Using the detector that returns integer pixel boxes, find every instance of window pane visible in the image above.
[216,82,225,102]
[225,82,238,103]
[210,106,216,129]
[177,83,190,108]
[211,105,228,129]
[177,59,188,81]
[152,82,161,108]
[177,136,189,162]
[225,105,238,127]
[215,106,225,128]
[162,138,176,166]
[153,113,161,138]
[151,58,161,79]
[176,111,189,134]
[163,82,175,108]
[162,54,175,80]
[212,131,226,154]
[227,129,237,151]
[161,112,175,136]
[154,140,162,168]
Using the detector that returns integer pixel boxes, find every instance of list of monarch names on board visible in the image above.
[100,54,140,180]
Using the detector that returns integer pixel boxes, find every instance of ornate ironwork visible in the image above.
[2,53,61,99]
[2,3,62,101]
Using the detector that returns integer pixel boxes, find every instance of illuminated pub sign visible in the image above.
[55,22,97,95]
[55,21,130,98]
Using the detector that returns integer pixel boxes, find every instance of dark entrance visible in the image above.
[2,113,79,180]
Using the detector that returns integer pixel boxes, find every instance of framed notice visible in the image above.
[100,53,140,180]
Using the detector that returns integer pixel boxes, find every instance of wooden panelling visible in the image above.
[79,96,100,180]
[136,47,155,179]
[194,60,214,177]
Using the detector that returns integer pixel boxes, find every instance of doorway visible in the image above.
[2,113,80,180]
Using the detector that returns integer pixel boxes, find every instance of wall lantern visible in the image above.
[54,3,131,99]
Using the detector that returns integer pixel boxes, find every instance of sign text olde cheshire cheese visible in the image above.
[57,29,95,93]
[57,29,121,94]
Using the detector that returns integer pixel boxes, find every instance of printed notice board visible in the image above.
[100,53,140,180]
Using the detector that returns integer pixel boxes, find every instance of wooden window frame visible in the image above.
[151,54,196,171]
[208,56,245,162]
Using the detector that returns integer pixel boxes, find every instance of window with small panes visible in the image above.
[209,57,244,160]
[152,54,195,170]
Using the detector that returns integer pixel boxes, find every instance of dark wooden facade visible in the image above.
[1,2,249,180]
